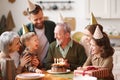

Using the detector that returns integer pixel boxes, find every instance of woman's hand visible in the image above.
[20,53,31,67]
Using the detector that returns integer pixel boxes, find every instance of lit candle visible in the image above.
[57,58,59,64]
[54,58,56,63]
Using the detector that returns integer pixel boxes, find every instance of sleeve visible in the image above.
[16,65,24,74]
[36,56,43,69]
[83,55,92,67]
[69,44,87,70]
[101,56,113,69]
[26,55,41,72]
[24,62,38,72]
[17,28,23,36]
[43,45,54,70]
[78,45,87,67]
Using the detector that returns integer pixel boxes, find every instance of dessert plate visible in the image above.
[47,69,71,74]
[16,73,45,79]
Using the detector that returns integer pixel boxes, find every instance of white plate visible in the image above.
[16,73,45,79]
[47,69,71,74]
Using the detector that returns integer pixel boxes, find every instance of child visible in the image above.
[80,26,114,80]
[20,32,42,73]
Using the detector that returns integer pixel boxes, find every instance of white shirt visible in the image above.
[9,51,20,68]
[35,27,49,62]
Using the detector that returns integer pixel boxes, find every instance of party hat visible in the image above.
[22,24,29,34]
[58,12,64,23]
[93,25,103,39]
[90,12,98,25]
[6,11,15,31]
[27,0,36,12]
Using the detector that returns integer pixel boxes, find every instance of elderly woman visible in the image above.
[0,31,31,74]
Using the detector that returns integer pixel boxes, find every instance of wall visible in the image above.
[0,0,120,44]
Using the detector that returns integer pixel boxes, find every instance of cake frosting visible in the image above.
[51,58,67,72]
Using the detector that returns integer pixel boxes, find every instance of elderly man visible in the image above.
[44,22,87,71]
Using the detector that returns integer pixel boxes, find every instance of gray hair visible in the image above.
[20,32,36,46]
[56,22,71,34]
[0,31,19,54]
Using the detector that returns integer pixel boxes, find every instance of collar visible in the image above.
[92,54,101,60]
[56,39,73,48]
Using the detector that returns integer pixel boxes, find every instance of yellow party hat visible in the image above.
[27,0,36,12]
[93,25,103,39]
[90,12,98,25]
[22,24,29,34]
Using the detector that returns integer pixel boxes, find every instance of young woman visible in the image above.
[80,24,103,56]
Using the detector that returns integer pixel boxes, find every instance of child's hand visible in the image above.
[35,69,43,74]
[77,66,82,70]
[31,56,40,67]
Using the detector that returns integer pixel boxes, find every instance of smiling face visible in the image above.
[54,25,66,45]
[82,29,92,45]
[29,10,44,29]
[9,37,20,53]
[90,39,103,55]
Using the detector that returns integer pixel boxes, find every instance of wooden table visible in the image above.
[43,71,73,80]
[16,71,74,80]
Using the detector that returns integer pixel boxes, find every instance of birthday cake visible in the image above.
[51,58,67,72]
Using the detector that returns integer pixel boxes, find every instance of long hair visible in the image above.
[92,32,114,58]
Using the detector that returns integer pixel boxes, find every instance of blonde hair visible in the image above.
[20,32,36,46]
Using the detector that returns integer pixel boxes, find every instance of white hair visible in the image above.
[56,22,71,34]
[0,31,19,54]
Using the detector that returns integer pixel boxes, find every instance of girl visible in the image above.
[82,26,114,80]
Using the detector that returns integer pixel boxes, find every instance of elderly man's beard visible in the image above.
[56,39,62,45]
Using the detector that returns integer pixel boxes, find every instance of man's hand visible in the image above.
[64,59,70,68]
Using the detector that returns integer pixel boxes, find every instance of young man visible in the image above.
[18,0,56,66]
